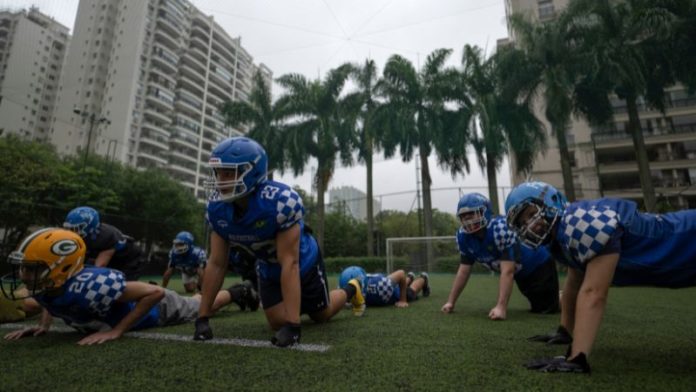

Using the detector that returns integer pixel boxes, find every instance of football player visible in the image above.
[506,181,696,373]
[2,228,248,345]
[339,266,430,308]
[195,137,365,348]
[63,206,144,281]
[442,193,560,320]
[162,231,207,293]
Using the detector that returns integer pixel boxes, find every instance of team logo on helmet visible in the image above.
[51,239,79,256]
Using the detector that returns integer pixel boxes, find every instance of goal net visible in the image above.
[385,236,459,274]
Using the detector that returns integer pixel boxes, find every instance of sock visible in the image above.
[342,283,356,300]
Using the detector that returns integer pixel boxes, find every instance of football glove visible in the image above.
[527,325,572,344]
[524,353,591,374]
[271,322,301,347]
[193,317,213,341]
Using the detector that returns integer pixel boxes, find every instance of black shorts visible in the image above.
[259,256,330,315]
[406,287,417,302]
[515,259,560,314]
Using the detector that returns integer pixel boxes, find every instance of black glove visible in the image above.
[524,353,591,374]
[193,317,213,341]
[527,325,572,344]
[271,323,301,347]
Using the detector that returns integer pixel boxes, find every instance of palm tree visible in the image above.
[566,0,693,211]
[460,44,546,213]
[221,71,285,178]
[274,63,358,250]
[509,12,595,202]
[377,49,469,265]
[347,59,383,256]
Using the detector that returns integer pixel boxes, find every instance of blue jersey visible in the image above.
[553,198,696,287]
[206,180,319,282]
[363,274,400,306]
[456,216,550,279]
[168,246,206,274]
[35,267,160,332]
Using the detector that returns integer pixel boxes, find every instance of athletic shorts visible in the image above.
[259,255,330,315]
[515,259,560,314]
[181,271,199,285]
[157,289,200,326]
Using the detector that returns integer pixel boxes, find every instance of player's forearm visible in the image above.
[560,270,582,331]
[94,250,115,267]
[280,259,301,324]
[198,261,225,318]
[39,309,53,330]
[447,268,470,304]
[162,269,173,288]
[570,285,609,357]
[496,271,514,307]
[112,290,165,335]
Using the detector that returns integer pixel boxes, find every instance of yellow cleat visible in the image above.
[348,278,366,317]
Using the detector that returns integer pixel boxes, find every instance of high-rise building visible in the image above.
[504,0,696,209]
[0,7,69,141]
[50,0,272,199]
[329,186,382,221]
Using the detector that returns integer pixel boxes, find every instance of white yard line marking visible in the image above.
[0,323,330,352]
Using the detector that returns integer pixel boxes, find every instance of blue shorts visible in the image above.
[258,255,330,315]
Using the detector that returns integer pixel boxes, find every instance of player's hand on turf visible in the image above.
[395,301,409,308]
[77,330,122,345]
[527,325,572,344]
[441,302,455,313]
[488,305,506,320]
[4,326,48,340]
[524,353,590,374]
[193,316,213,341]
[271,322,301,347]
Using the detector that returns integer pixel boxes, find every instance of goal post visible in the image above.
[385,236,457,273]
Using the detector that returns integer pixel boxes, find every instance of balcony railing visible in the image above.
[593,123,696,143]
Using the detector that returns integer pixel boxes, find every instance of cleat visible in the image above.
[348,278,366,317]
[420,272,430,297]
[228,283,247,311]
[0,292,26,323]
[406,271,415,285]
[243,280,260,312]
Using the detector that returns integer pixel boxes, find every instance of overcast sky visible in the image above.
[1,0,514,213]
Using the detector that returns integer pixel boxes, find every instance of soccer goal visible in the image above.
[385,236,458,274]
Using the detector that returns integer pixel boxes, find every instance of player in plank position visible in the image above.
[2,228,249,345]
[194,137,365,347]
[506,181,696,373]
[339,266,430,308]
[442,193,560,320]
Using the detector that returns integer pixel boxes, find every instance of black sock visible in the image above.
[227,284,246,301]
[342,283,356,300]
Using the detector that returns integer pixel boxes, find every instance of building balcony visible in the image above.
[170,160,198,176]
[137,150,168,166]
[154,29,179,52]
[175,111,201,127]
[190,35,209,53]
[593,123,696,148]
[156,13,185,38]
[151,54,178,74]
[146,93,174,112]
[181,50,207,73]
[144,107,171,123]
[179,63,206,84]
[178,75,206,97]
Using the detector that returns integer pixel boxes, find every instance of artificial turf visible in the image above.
[2,274,695,391]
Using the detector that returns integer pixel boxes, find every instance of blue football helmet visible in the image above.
[339,266,367,289]
[504,181,568,248]
[172,231,194,255]
[456,193,493,234]
[63,206,100,238]
[205,137,268,202]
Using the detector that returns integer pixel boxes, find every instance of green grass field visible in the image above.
[3,274,696,391]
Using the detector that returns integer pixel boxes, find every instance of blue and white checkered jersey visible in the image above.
[206,180,319,282]
[363,274,400,306]
[34,267,160,333]
[456,216,550,279]
[168,246,206,275]
[554,198,696,287]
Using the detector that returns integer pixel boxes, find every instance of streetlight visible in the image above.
[73,108,110,171]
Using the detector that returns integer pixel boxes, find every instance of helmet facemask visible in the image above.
[1,253,54,299]
[205,160,260,202]
[507,201,559,248]
[458,205,488,234]
[172,239,190,255]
